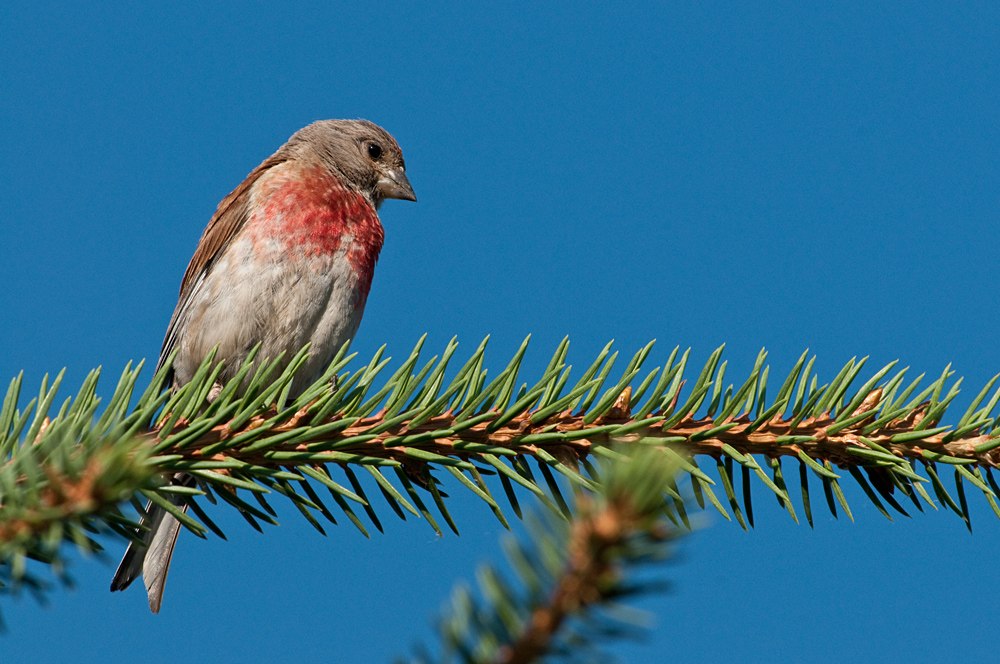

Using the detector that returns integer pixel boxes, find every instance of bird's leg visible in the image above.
[206,382,224,403]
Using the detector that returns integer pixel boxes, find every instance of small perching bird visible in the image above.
[110,119,416,612]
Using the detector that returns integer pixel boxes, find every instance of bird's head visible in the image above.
[285,119,416,209]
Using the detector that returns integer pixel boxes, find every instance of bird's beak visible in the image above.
[377,169,417,202]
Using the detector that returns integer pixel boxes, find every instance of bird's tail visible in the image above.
[110,473,193,613]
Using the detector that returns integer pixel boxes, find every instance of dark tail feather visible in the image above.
[111,474,193,613]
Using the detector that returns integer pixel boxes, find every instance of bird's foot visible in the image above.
[206,382,224,403]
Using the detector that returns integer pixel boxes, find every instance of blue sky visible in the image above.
[3,2,1000,661]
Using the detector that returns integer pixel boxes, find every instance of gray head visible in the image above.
[281,119,416,208]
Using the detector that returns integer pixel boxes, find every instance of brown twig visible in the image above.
[493,492,662,664]
[147,400,1000,472]
[1,456,109,543]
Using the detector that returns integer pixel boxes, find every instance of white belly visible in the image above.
[172,233,365,396]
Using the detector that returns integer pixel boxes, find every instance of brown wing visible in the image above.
[155,154,288,377]
[177,153,288,303]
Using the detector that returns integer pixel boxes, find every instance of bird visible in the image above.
[110,119,416,613]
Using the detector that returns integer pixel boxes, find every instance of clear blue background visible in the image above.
[3,2,999,661]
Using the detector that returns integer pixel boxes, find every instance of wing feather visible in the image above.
[155,154,288,378]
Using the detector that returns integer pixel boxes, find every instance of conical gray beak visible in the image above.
[377,169,417,202]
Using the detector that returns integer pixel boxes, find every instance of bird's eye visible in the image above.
[367,142,383,160]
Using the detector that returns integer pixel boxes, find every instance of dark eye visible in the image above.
[367,142,383,160]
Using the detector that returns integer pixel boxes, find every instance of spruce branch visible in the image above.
[0,367,157,602]
[4,336,1000,600]
[405,447,680,664]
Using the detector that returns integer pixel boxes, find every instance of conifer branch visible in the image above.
[3,336,1000,600]
[406,448,679,664]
